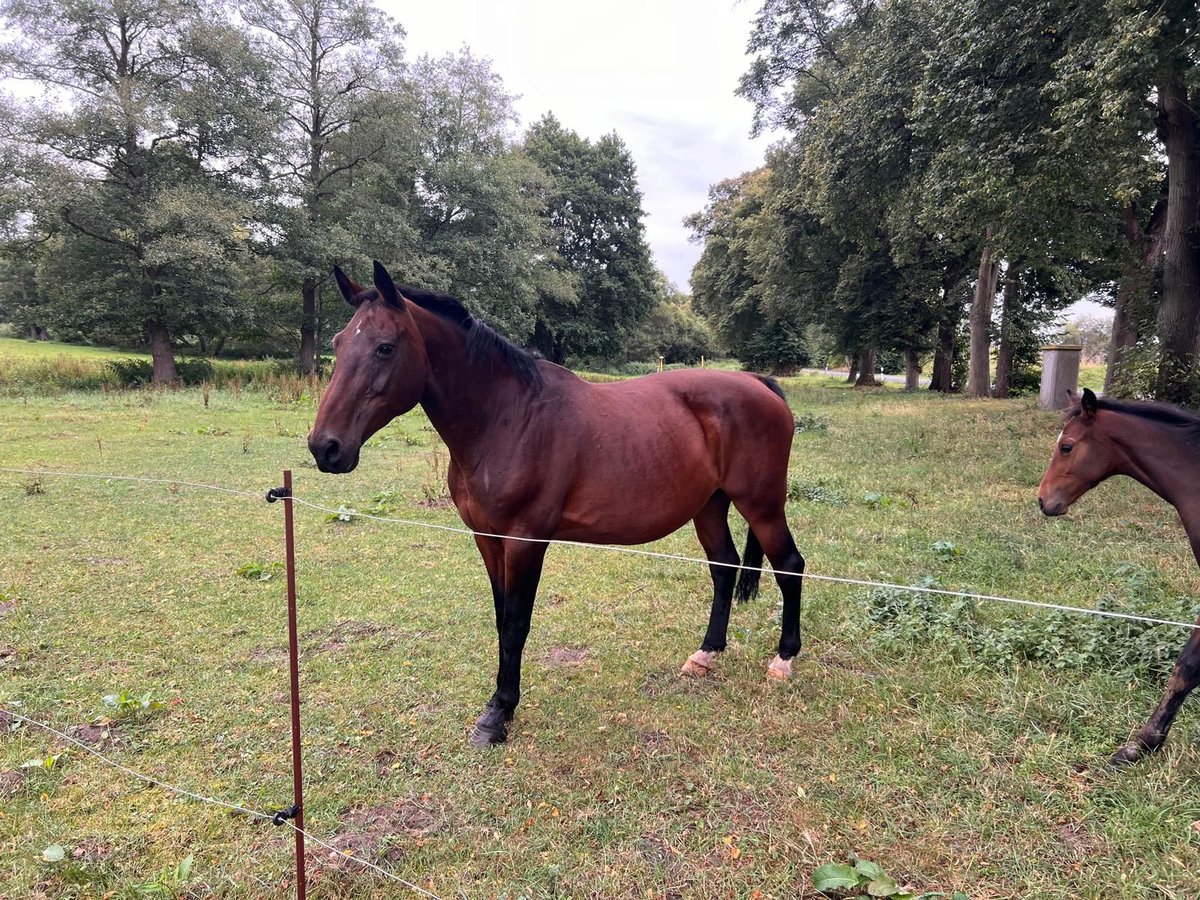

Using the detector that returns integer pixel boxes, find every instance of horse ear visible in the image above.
[1080,387,1098,420]
[372,260,406,310]
[332,266,365,307]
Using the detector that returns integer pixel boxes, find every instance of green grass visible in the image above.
[1,376,1198,899]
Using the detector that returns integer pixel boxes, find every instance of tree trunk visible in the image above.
[1154,76,1200,403]
[299,275,318,375]
[854,348,878,386]
[845,354,859,384]
[146,319,177,384]
[904,348,921,391]
[929,257,970,393]
[1105,203,1148,394]
[993,263,1021,399]
[966,240,998,398]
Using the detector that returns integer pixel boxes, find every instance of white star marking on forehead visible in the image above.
[354,324,362,337]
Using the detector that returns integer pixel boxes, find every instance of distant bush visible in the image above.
[108,358,154,386]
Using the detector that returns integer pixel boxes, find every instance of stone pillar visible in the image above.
[1038,345,1083,410]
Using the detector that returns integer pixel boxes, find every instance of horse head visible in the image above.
[1037,387,1114,516]
[308,261,431,473]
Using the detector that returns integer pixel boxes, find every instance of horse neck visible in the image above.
[1105,411,1200,544]
[409,304,527,462]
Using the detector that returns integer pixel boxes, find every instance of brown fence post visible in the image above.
[275,469,306,899]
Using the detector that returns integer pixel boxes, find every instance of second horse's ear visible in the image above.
[1080,387,1098,420]
[333,266,366,307]
[373,260,406,310]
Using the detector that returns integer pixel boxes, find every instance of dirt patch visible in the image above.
[249,645,288,664]
[305,620,397,653]
[0,708,19,729]
[71,839,114,863]
[1056,822,1098,857]
[0,769,26,797]
[640,730,671,749]
[323,798,444,865]
[545,646,589,666]
[0,600,14,617]
[373,749,399,777]
[641,670,722,698]
[416,496,454,509]
[87,557,129,567]
[68,723,124,746]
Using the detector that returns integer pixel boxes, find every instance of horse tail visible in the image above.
[734,528,763,603]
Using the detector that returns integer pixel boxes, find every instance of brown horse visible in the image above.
[1038,387,1200,764]
[308,262,805,746]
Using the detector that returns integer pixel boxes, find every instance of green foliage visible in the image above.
[623,283,714,364]
[788,476,847,505]
[325,506,360,524]
[235,561,283,582]
[132,854,195,897]
[866,571,1199,680]
[929,541,964,561]
[524,114,659,363]
[813,856,969,899]
[102,690,164,717]
[107,358,213,387]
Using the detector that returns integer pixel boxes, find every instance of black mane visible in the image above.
[1091,396,1200,433]
[353,284,542,389]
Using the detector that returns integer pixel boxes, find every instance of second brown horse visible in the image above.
[1039,388,1200,764]
[309,262,805,746]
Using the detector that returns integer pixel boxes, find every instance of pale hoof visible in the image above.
[680,650,715,677]
[766,654,793,681]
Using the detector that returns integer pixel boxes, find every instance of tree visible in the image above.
[243,0,406,373]
[523,115,658,363]
[400,52,551,339]
[624,277,714,365]
[1051,0,1199,402]
[0,0,269,381]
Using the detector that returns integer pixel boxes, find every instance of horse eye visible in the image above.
[1060,444,1073,455]
[375,343,394,358]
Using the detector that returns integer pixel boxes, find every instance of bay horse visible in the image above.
[308,262,805,746]
[1038,387,1200,764]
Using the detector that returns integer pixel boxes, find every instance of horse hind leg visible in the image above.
[735,504,804,682]
[1111,624,1200,765]
[681,492,739,677]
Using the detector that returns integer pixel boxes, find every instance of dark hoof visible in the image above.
[1109,735,1162,767]
[1109,742,1144,766]
[469,702,511,748]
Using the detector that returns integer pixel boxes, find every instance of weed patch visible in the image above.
[865,572,1198,679]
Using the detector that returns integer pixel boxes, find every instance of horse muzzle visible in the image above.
[308,433,361,474]
[1037,494,1067,517]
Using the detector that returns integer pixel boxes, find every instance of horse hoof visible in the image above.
[766,655,793,681]
[469,703,511,747]
[680,650,715,677]
[469,722,507,747]
[1109,742,1143,766]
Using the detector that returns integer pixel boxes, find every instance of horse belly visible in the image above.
[556,437,718,545]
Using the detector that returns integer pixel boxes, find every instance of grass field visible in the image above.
[1,372,1198,899]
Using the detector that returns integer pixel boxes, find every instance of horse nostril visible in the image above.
[1038,496,1045,512]
[324,438,341,462]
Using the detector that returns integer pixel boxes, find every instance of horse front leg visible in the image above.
[470,539,547,747]
[1112,623,1200,765]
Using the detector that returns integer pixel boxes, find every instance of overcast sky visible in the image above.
[381,0,776,291]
